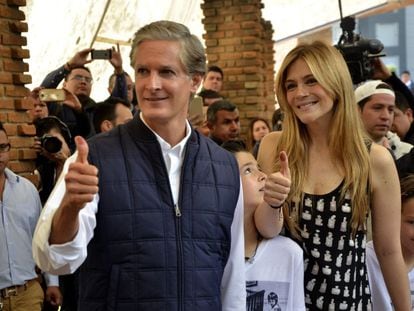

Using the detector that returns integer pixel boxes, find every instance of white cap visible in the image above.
[354,80,395,104]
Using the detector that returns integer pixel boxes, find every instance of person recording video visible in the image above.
[33,116,72,204]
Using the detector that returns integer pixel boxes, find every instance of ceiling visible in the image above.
[23,0,411,101]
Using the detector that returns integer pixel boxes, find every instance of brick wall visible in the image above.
[0,0,36,182]
[201,0,276,138]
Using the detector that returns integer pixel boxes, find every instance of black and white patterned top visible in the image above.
[298,182,372,311]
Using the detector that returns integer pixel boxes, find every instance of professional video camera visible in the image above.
[335,16,385,84]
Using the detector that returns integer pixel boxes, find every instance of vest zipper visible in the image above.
[175,204,182,217]
[174,204,184,311]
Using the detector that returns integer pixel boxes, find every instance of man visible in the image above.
[401,70,414,95]
[41,47,127,139]
[392,91,414,145]
[202,65,224,93]
[355,80,413,159]
[33,21,249,311]
[207,100,241,145]
[0,122,61,310]
[27,87,49,123]
[108,72,134,105]
[93,96,133,133]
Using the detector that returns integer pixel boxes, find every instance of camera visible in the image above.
[335,16,385,84]
[39,135,62,153]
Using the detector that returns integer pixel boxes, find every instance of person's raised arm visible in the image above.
[109,44,129,101]
[255,151,290,238]
[41,48,93,88]
[370,143,411,310]
[49,136,99,245]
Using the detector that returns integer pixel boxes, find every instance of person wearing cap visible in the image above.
[355,80,413,160]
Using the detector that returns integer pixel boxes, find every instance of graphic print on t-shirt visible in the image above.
[246,280,288,311]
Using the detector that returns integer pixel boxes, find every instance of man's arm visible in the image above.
[109,44,129,101]
[41,48,93,88]
[32,136,99,274]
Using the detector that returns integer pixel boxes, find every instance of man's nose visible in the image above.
[147,73,161,91]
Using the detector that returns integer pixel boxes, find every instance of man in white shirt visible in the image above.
[33,20,247,311]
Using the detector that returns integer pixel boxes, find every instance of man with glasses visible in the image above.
[41,48,127,139]
[0,122,62,310]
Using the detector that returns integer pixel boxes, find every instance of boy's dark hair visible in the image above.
[207,65,223,78]
[206,100,237,124]
[401,175,414,207]
[93,97,130,133]
[221,140,246,154]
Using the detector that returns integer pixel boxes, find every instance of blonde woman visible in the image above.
[256,41,410,310]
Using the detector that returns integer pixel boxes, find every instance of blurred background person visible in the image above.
[247,118,271,159]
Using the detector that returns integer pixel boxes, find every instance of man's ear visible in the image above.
[100,120,113,133]
[190,73,203,93]
[406,108,413,121]
[206,121,214,131]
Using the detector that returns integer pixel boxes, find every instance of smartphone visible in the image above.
[91,49,112,60]
[39,89,66,102]
[189,97,204,117]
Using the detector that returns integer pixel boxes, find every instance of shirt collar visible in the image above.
[139,112,191,157]
[4,168,19,184]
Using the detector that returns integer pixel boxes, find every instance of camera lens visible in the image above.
[41,135,62,153]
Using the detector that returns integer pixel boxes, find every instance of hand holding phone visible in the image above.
[91,49,112,60]
[39,89,66,102]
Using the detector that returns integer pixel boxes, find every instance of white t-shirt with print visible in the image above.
[245,235,305,311]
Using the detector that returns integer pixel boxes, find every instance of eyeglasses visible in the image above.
[0,143,11,153]
[70,75,93,84]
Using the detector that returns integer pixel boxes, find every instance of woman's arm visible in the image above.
[370,143,411,310]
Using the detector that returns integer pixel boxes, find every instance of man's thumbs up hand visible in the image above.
[263,151,291,209]
[63,136,99,211]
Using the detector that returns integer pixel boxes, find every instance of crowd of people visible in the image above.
[2,19,414,311]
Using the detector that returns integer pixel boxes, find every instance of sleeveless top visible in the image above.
[298,182,372,310]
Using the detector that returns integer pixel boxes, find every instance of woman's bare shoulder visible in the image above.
[369,143,395,169]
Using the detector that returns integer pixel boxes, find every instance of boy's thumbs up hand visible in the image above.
[263,151,291,208]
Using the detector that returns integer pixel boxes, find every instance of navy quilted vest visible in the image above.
[77,115,240,311]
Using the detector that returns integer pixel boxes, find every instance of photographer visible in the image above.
[41,48,131,138]
[33,116,72,205]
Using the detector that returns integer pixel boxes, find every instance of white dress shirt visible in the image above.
[32,116,245,310]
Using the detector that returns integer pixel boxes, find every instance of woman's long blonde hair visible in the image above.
[275,41,371,236]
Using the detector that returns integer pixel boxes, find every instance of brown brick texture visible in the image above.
[201,0,276,139]
[0,0,37,184]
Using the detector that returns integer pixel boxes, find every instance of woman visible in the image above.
[256,41,410,310]
[247,118,271,158]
